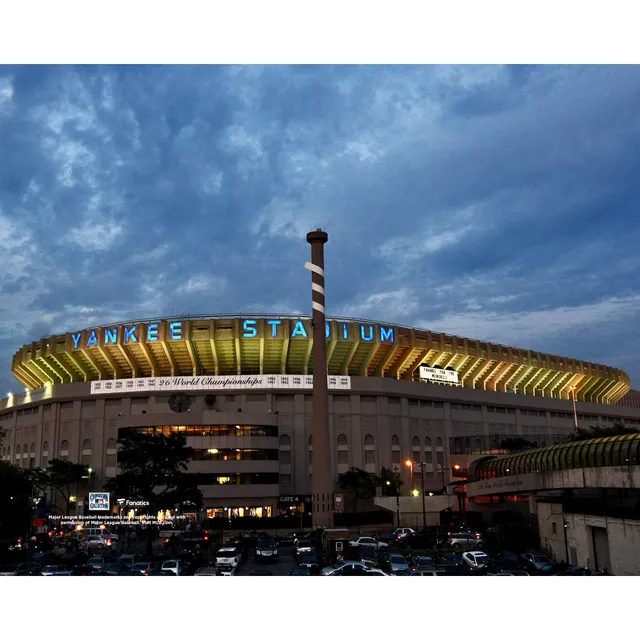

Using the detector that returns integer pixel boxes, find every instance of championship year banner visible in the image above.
[90,374,352,394]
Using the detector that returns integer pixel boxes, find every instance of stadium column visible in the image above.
[306,229,334,529]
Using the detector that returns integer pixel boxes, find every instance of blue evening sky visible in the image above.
[1,65,639,392]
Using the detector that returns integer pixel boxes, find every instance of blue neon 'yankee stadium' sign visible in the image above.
[70,320,395,349]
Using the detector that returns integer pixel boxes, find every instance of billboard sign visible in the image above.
[89,493,110,511]
[91,374,351,395]
[419,365,459,385]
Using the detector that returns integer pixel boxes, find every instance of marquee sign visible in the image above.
[419,365,459,385]
[91,374,352,395]
[69,318,395,350]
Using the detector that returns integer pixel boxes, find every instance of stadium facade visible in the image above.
[1,314,640,518]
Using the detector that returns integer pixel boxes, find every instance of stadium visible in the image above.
[2,313,640,519]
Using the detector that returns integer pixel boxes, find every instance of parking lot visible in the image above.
[235,546,297,576]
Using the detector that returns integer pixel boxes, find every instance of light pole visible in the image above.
[570,385,579,434]
[419,463,426,530]
[405,459,414,489]
[406,460,426,529]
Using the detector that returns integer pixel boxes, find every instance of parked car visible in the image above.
[357,547,379,564]
[554,567,600,576]
[239,531,271,549]
[537,562,572,575]
[365,568,392,576]
[16,569,43,575]
[132,561,163,575]
[446,532,485,550]
[103,563,123,576]
[59,552,88,567]
[194,564,222,576]
[70,565,98,576]
[349,537,388,550]
[388,554,411,573]
[215,547,243,570]
[255,539,279,563]
[40,565,69,576]
[321,561,369,576]
[226,537,250,560]
[118,554,144,568]
[290,565,312,576]
[118,569,143,575]
[521,552,551,571]
[297,553,321,573]
[412,556,437,571]
[489,570,530,576]
[392,528,415,540]
[87,555,118,569]
[410,569,446,576]
[375,531,398,545]
[294,537,315,558]
[462,551,490,569]
[83,527,120,542]
[161,559,192,576]
[215,565,237,576]
[401,533,440,550]
[279,532,308,546]
[147,570,175,576]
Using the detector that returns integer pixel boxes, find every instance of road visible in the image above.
[235,545,297,576]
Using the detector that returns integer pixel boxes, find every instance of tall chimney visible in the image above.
[305,229,333,528]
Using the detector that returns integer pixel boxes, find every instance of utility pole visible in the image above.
[305,229,333,529]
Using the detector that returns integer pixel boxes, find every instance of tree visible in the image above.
[46,459,93,515]
[0,461,33,538]
[104,430,203,555]
[377,466,403,497]
[568,423,640,442]
[337,467,379,513]
[500,437,538,452]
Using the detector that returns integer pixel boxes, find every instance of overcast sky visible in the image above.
[1,65,639,392]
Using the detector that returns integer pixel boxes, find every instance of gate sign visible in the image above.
[89,493,110,511]
[419,365,459,384]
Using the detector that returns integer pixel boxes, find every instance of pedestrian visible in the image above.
[130,529,138,550]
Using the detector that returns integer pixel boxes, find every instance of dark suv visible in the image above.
[255,539,279,563]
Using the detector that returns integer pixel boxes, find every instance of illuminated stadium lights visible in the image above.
[10,314,629,404]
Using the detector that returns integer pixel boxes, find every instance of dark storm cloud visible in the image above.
[1,64,640,393]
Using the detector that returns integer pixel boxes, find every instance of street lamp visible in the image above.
[405,459,413,490]
[407,459,426,529]
[570,385,579,434]
[412,489,419,497]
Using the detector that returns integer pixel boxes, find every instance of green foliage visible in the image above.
[104,430,202,512]
[0,461,32,537]
[338,467,379,512]
[500,438,538,452]
[378,466,403,497]
[568,423,640,442]
[338,466,405,511]
[46,459,93,514]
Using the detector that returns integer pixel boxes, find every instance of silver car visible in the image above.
[389,554,411,573]
[446,532,485,550]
